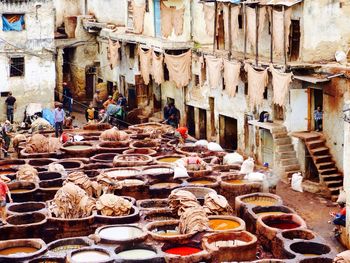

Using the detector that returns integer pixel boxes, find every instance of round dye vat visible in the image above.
[98,226,144,241]
[266,221,300,230]
[0,246,38,255]
[189,180,213,185]
[164,247,202,256]
[256,211,286,217]
[155,230,179,236]
[209,219,240,231]
[151,182,180,189]
[51,245,85,253]
[303,254,319,257]
[71,250,110,262]
[158,157,181,163]
[11,189,33,194]
[244,199,277,206]
[117,249,157,260]
[63,145,92,150]
[106,169,140,178]
[144,168,173,174]
[225,179,248,185]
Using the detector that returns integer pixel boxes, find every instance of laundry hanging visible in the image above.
[164,50,192,88]
[108,39,120,69]
[223,5,241,49]
[152,51,164,85]
[161,3,185,38]
[205,56,223,89]
[244,63,269,109]
[132,0,146,34]
[224,60,241,97]
[203,3,215,37]
[271,8,292,56]
[2,15,24,31]
[269,65,293,106]
[246,6,267,50]
[138,46,152,85]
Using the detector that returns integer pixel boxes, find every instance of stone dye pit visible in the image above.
[0,123,337,262]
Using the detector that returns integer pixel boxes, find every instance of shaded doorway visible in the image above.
[85,66,96,100]
[219,115,238,151]
[187,105,195,137]
[289,20,301,61]
[260,129,274,168]
[199,108,207,140]
[209,97,216,137]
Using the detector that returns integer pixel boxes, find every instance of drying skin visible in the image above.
[49,182,96,219]
[244,63,269,109]
[96,194,132,216]
[168,190,200,216]
[205,56,223,89]
[152,51,164,85]
[269,65,293,106]
[100,128,130,141]
[246,6,267,50]
[203,3,215,37]
[160,2,185,38]
[138,47,152,85]
[96,172,122,194]
[132,0,146,34]
[164,50,192,88]
[64,171,102,198]
[25,134,62,153]
[16,164,39,183]
[223,59,241,97]
[108,39,120,69]
[203,192,233,216]
[179,205,209,234]
[334,250,350,263]
[12,134,26,153]
[223,5,241,48]
[48,163,67,177]
[271,8,292,56]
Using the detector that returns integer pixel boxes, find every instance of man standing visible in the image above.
[54,105,65,137]
[314,106,323,132]
[5,92,16,124]
[63,82,73,113]
[92,90,103,110]
[0,177,12,224]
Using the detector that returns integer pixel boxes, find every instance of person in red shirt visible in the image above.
[176,127,188,145]
[0,178,12,224]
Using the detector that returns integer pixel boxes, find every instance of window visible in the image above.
[236,85,239,94]
[129,43,136,59]
[263,87,268,99]
[238,14,243,29]
[244,83,248,95]
[194,74,200,87]
[2,14,25,32]
[145,0,149,12]
[222,78,225,90]
[10,57,24,77]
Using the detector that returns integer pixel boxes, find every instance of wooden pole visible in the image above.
[228,4,232,57]
[283,5,287,66]
[243,3,247,59]
[255,5,259,66]
[270,7,273,63]
[213,2,218,52]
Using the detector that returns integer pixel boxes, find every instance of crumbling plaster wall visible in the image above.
[88,0,126,26]
[191,1,214,46]
[53,0,83,28]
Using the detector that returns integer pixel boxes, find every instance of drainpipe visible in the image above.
[228,3,232,57]
[243,3,247,59]
[270,6,273,63]
[84,0,88,15]
[255,5,259,66]
[213,1,218,52]
[283,5,287,67]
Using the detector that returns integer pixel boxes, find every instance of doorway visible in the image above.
[289,20,300,61]
[311,88,323,131]
[209,97,216,137]
[127,85,137,110]
[260,129,274,168]
[216,9,225,50]
[85,66,96,100]
[187,106,195,137]
[219,115,238,151]
[199,108,207,140]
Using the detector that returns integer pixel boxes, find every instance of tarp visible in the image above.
[42,108,55,126]
[2,15,24,31]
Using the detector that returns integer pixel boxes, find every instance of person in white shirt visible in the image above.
[54,105,65,137]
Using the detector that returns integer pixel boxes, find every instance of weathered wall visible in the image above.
[88,0,126,26]
[53,0,83,28]
[191,1,213,46]
[0,0,55,122]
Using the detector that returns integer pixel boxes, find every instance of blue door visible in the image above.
[154,0,161,37]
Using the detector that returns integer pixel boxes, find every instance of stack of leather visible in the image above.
[179,206,209,234]
[168,190,200,216]
[96,194,132,216]
[203,192,233,216]
[16,164,39,183]
[100,127,130,141]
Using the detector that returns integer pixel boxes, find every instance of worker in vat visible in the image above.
[103,95,115,109]
[175,126,188,145]
[0,177,12,225]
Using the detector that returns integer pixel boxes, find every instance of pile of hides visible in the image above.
[168,190,199,216]
[49,182,96,219]
[12,134,26,152]
[83,123,112,131]
[96,172,121,193]
[16,164,39,183]
[96,194,132,216]
[48,163,67,177]
[334,250,350,263]
[179,206,209,234]
[240,157,255,174]
[223,152,244,165]
[25,134,62,153]
[64,172,101,197]
[100,127,130,141]
[119,179,144,187]
[30,117,53,133]
[203,192,233,216]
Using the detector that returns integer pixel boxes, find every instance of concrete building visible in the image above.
[0,0,56,122]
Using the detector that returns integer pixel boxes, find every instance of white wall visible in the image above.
[88,0,126,26]
[53,0,83,28]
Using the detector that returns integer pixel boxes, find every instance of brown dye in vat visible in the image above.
[71,251,110,262]
[42,187,60,191]
[0,164,16,169]
[151,182,180,189]
[257,211,286,217]
[63,145,92,150]
[11,189,33,193]
[209,219,240,231]
[158,157,180,163]
[190,180,213,185]
[0,246,38,255]
[0,171,12,175]
[303,254,319,257]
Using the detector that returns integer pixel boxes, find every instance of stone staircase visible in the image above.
[271,126,302,181]
[303,133,343,201]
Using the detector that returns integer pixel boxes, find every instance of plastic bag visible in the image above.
[223,152,244,165]
[208,142,224,152]
[239,157,254,174]
[174,166,189,179]
[291,172,303,192]
[194,140,209,148]
[337,189,346,204]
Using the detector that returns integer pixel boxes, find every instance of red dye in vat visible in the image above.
[267,221,300,229]
[164,247,202,256]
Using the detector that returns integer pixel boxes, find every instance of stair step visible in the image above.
[310,147,329,156]
[272,132,289,139]
[316,162,336,170]
[285,170,301,178]
[319,168,338,175]
[275,137,292,146]
[306,139,326,149]
[321,173,343,181]
[284,164,301,172]
[314,155,333,164]
[278,151,297,159]
[329,186,342,194]
[281,158,299,166]
[331,195,339,202]
[324,180,343,187]
[271,127,287,134]
[277,144,294,152]
[305,134,322,142]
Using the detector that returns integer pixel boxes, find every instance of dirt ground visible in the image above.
[276,181,345,253]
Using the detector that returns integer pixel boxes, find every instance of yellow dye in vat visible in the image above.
[0,246,38,255]
[257,211,286,217]
[225,179,248,185]
[209,219,240,231]
[244,199,277,206]
[303,254,319,257]
[63,145,92,150]
[11,189,32,193]
[71,251,110,262]
[190,180,213,185]
[151,182,180,189]
[158,157,180,163]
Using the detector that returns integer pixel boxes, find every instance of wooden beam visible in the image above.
[270,7,273,63]
[255,5,259,66]
[283,5,287,66]
[213,2,218,52]
[228,4,232,57]
[243,3,247,59]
